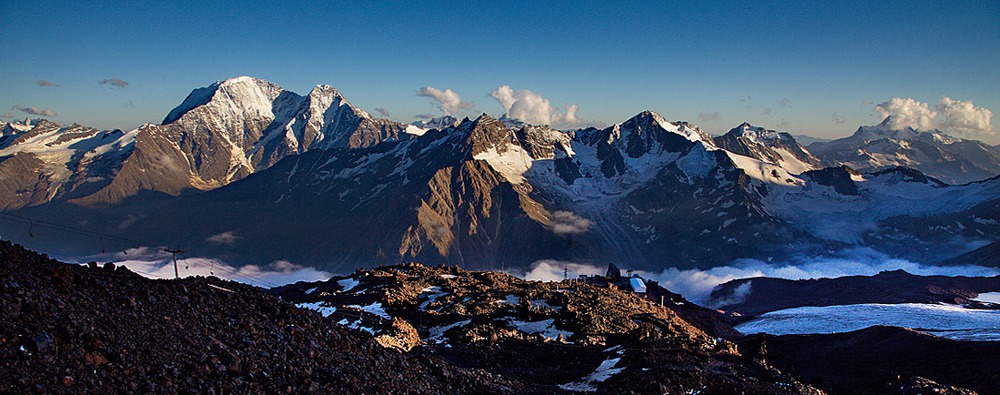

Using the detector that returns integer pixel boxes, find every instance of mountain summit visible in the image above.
[0,77,412,209]
[809,116,1000,185]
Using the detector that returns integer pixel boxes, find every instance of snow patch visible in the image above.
[419,286,449,311]
[973,292,1000,304]
[735,303,1000,341]
[557,357,624,392]
[338,278,360,292]
[473,144,534,184]
[297,302,336,317]
[504,318,574,340]
[427,320,472,344]
[346,302,392,320]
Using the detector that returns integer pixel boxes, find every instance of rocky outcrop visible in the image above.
[272,263,823,394]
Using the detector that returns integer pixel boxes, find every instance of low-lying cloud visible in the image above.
[100,78,129,88]
[489,85,600,129]
[875,97,995,138]
[11,104,57,117]
[550,210,592,236]
[76,247,332,288]
[206,231,239,245]
[522,248,1000,305]
[417,86,474,116]
[523,259,605,282]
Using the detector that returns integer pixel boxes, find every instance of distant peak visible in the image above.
[310,84,341,94]
[474,113,498,123]
[631,110,665,123]
[220,75,263,85]
[877,116,894,127]
[852,117,923,141]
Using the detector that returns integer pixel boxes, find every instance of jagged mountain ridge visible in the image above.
[809,116,1000,185]
[713,123,822,175]
[411,115,461,131]
[110,110,1000,271]
[0,120,137,210]
[0,77,414,210]
[3,78,999,272]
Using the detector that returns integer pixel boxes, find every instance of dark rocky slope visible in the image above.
[0,240,515,394]
[761,326,1000,395]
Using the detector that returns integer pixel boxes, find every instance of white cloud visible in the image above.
[417,86,474,116]
[12,104,57,117]
[489,85,598,129]
[550,210,592,236]
[521,248,1000,306]
[374,107,390,118]
[99,78,129,88]
[936,97,994,137]
[875,97,938,130]
[832,112,846,124]
[523,260,605,282]
[75,247,333,288]
[874,97,996,137]
[206,231,239,245]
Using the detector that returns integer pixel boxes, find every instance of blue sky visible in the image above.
[2,1,998,143]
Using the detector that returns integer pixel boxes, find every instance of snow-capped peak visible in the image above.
[162,76,285,125]
[412,115,460,131]
[726,122,786,144]
[851,116,923,141]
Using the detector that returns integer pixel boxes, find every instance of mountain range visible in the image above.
[2,77,998,272]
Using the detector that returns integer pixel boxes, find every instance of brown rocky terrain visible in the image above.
[271,263,823,394]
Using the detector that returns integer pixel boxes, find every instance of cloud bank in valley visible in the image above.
[550,211,593,237]
[522,248,1000,304]
[76,247,333,287]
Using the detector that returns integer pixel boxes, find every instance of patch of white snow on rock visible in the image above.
[337,278,360,292]
[558,357,624,392]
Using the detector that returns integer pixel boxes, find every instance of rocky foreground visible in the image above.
[4,240,998,394]
[2,241,823,394]
[0,241,513,394]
